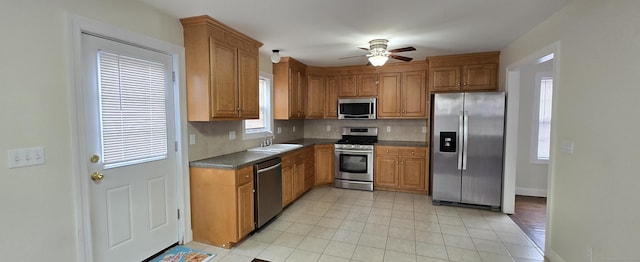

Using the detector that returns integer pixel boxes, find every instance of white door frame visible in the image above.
[504,41,560,213]
[503,41,560,253]
[67,15,191,261]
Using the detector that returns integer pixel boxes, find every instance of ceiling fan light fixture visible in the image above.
[271,50,281,63]
[368,55,388,66]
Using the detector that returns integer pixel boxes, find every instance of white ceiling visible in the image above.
[139,0,567,67]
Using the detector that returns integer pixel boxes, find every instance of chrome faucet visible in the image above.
[261,132,274,147]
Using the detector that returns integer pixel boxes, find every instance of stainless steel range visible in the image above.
[334,127,378,191]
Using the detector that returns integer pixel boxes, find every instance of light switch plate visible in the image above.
[422,126,427,133]
[326,125,331,131]
[229,131,236,140]
[8,147,45,168]
[277,127,282,134]
[560,139,574,155]
[386,126,391,132]
[189,134,196,145]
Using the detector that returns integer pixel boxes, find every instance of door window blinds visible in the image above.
[97,51,168,168]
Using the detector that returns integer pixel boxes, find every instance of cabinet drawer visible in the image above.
[400,147,426,157]
[376,146,399,156]
[236,166,254,185]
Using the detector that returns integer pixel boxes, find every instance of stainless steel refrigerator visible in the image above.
[431,92,505,210]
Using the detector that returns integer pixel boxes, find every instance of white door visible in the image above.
[81,33,178,262]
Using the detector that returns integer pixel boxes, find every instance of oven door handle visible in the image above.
[334,149,373,154]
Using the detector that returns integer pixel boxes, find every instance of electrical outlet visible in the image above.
[422,126,427,133]
[229,131,236,140]
[189,134,196,145]
[293,126,296,133]
[386,126,391,132]
[326,125,331,131]
[8,147,45,168]
[587,247,593,262]
[277,127,282,134]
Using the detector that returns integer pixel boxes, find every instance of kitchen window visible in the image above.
[532,73,553,163]
[244,72,273,139]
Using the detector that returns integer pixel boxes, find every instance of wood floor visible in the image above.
[509,195,547,250]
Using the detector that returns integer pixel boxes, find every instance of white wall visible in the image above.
[515,61,552,197]
[501,1,640,260]
[0,1,183,261]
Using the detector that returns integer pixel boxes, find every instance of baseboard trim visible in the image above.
[545,247,566,262]
[516,187,547,197]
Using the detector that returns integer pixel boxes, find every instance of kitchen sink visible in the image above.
[247,144,303,153]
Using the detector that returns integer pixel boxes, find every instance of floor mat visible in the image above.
[150,245,216,262]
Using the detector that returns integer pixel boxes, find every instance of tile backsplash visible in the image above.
[188,118,427,161]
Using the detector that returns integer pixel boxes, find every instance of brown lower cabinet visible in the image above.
[281,147,313,207]
[314,144,334,185]
[190,165,254,248]
[374,145,429,194]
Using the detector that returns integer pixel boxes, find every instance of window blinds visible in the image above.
[98,51,168,168]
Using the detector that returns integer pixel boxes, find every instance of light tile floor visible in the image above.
[186,187,544,262]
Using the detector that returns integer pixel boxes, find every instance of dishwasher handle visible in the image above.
[256,162,281,174]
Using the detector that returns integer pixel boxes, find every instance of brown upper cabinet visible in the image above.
[180,15,263,121]
[338,73,378,97]
[306,75,338,119]
[428,52,499,93]
[274,57,306,119]
[377,71,427,119]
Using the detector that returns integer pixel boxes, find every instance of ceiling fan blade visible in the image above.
[339,54,367,59]
[388,46,416,53]
[358,47,370,51]
[389,54,413,62]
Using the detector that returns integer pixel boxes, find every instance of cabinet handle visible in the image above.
[463,83,468,86]
[457,83,461,86]
[245,175,250,178]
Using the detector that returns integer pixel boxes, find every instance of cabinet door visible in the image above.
[314,145,334,185]
[462,64,497,91]
[324,75,339,118]
[289,68,300,118]
[237,49,259,119]
[237,181,255,238]
[338,75,357,97]
[293,161,305,198]
[399,157,426,191]
[357,73,378,97]
[401,71,427,118]
[377,72,402,118]
[374,155,399,188]
[306,75,325,118]
[210,39,239,118]
[281,165,293,207]
[429,66,461,92]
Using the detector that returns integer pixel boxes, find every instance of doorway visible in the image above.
[504,42,559,253]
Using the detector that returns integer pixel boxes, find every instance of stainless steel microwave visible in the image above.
[338,98,376,119]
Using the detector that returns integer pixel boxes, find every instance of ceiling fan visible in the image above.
[340,39,416,66]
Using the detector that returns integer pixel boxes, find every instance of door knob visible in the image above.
[90,155,100,163]
[91,172,104,181]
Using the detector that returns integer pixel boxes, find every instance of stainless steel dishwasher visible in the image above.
[254,157,283,229]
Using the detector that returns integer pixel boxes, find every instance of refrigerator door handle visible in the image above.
[458,111,464,170]
[463,111,469,170]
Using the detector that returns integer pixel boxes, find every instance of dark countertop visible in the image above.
[189,138,338,169]
[189,138,426,170]
[376,140,428,148]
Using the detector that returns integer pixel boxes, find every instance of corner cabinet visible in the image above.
[190,165,255,248]
[374,145,429,194]
[377,71,427,119]
[274,57,306,119]
[181,15,263,121]
[428,52,499,93]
